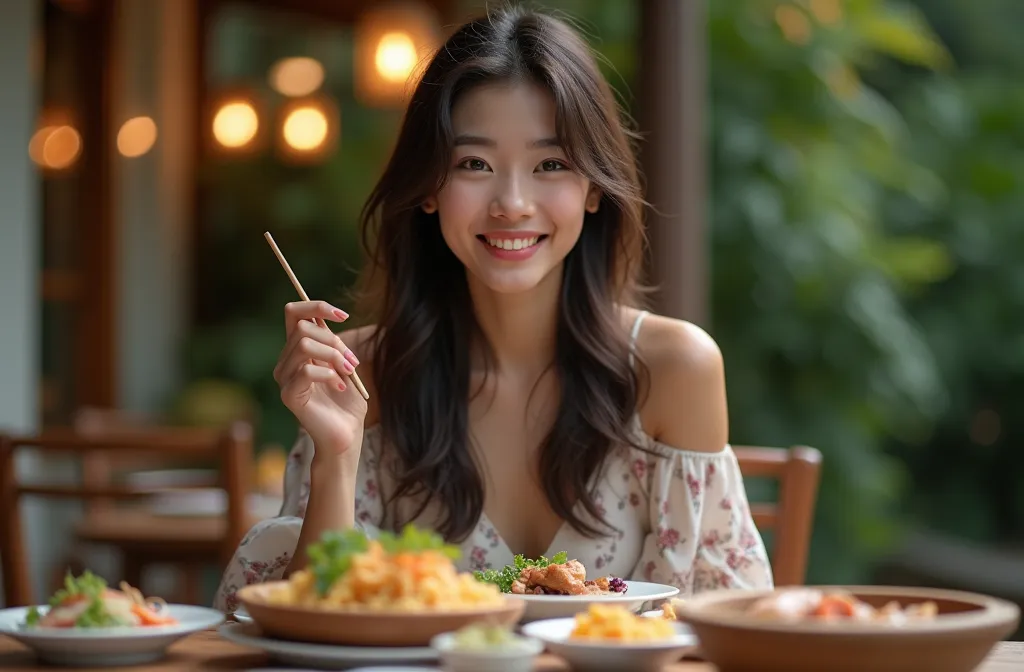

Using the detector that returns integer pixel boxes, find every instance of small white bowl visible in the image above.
[431,630,544,672]
[521,616,698,672]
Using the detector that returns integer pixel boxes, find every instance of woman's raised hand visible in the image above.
[272,300,367,454]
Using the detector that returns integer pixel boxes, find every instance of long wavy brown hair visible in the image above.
[355,5,650,542]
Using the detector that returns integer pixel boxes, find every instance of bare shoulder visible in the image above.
[632,312,728,453]
[337,323,381,426]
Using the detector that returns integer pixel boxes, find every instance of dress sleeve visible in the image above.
[629,443,774,596]
[212,428,385,612]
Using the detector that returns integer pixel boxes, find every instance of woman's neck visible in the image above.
[467,266,562,379]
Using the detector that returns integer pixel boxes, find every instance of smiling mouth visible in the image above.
[476,234,548,251]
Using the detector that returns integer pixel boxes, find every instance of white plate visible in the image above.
[508,580,680,622]
[522,616,698,672]
[0,604,224,667]
[218,622,439,670]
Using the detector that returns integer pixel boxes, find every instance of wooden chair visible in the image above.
[0,422,253,607]
[73,407,170,516]
[734,445,822,586]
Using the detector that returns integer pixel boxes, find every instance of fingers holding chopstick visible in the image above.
[283,300,349,336]
[266,230,369,401]
[274,305,361,387]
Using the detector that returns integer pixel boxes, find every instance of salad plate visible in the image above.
[0,570,223,667]
[218,621,439,670]
[0,604,224,667]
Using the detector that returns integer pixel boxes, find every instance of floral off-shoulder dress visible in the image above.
[213,312,774,613]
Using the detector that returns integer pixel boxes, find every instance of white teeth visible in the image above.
[486,236,540,250]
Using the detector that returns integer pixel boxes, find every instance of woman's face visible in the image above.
[429,80,600,295]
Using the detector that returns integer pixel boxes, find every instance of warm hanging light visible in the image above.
[354,1,442,108]
[276,96,338,164]
[28,126,56,166]
[212,100,259,149]
[43,126,82,169]
[29,123,82,170]
[117,116,158,158]
[268,57,325,97]
[283,106,328,151]
[374,32,418,84]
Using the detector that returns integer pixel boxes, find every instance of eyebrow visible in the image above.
[453,134,561,149]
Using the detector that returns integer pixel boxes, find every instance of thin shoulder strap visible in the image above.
[628,310,649,368]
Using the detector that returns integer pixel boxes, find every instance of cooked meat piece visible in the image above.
[562,560,587,582]
[516,560,589,595]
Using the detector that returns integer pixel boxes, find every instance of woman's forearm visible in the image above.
[283,433,363,576]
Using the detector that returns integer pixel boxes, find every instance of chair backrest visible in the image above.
[734,445,822,586]
[0,421,253,607]
[71,407,222,515]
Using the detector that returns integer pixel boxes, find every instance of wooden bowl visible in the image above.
[675,586,1020,672]
[236,581,525,647]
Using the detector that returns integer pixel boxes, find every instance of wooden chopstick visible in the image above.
[264,231,370,401]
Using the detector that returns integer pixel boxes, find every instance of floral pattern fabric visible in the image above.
[213,423,773,612]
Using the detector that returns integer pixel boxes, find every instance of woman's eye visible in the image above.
[459,158,489,171]
[539,159,568,172]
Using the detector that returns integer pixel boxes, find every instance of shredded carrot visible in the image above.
[131,603,177,626]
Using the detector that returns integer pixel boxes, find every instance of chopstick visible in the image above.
[264,231,370,401]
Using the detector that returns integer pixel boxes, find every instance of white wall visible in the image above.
[0,0,44,605]
[114,0,196,413]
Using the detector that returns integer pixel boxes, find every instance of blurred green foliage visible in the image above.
[875,1,1024,547]
[706,0,955,582]
[181,0,1023,582]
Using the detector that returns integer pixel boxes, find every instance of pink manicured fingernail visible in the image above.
[337,381,347,391]
[344,350,359,366]
[333,308,349,320]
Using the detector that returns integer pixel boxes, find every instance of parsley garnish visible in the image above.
[307,529,369,598]
[49,569,107,607]
[473,551,568,593]
[75,595,125,627]
[306,525,461,598]
[23,570,126,629]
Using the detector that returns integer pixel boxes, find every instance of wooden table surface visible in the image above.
[1,630,1021,671]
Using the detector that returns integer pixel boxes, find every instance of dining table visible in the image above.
[0,629,1022,671]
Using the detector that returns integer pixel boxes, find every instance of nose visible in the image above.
[489,173,536,221]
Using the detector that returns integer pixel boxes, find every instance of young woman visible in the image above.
[214,5,772,612]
